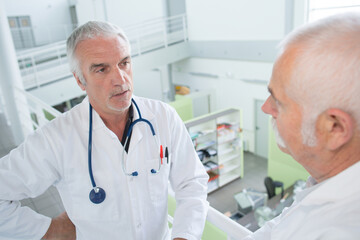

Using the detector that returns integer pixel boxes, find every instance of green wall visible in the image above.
[168,95,194,122]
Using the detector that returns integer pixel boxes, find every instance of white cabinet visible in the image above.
[185,108,243,193]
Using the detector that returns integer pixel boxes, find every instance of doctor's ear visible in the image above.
[321,108,355,151]
[73,72,86,91]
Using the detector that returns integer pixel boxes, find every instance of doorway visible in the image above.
[255,99,269,158]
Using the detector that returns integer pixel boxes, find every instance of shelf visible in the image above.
[204,161,219,172]
[220,162,240,175]
[217,121,240,127]
[218,148,235,156]
[219,172,240,186]
[218,153,240,165]
[228,121,240,126]
[218,135,238,145]
[196,140,216,151]
[185,108,243,193]
[190,129,216,140]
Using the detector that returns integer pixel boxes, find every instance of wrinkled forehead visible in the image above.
[76,36,130,57]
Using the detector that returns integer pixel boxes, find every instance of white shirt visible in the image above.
[243,161,360,240]
[0,96,209,240]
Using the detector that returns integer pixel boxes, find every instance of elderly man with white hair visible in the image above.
[244,12,360,239]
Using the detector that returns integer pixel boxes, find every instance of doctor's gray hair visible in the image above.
[66,21,131,85]
[277,12,360,146]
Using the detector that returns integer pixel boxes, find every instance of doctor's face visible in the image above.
[74,35,133,116]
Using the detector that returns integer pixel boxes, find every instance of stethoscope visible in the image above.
[88,98,162,204]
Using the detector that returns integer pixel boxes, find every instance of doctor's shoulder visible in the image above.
[37,101,87,141]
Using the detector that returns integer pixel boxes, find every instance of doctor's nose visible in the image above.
[111,68,127,85]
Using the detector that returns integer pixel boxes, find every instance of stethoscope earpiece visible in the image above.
[131,171,138,176]
[151,169,157,174]
[89,187,106,204]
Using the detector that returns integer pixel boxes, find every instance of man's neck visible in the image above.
[308,144,360,183]
[99,109,130,141]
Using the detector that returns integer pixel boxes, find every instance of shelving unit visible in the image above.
[185,108,243,193]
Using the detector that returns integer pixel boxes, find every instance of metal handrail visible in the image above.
[124,13,187,29]
[17,42,66,60]
[15,87,61,117]
[207,206,252,239]
[167,206,251,239]
[14,87,61,134]
[16,14,188,90]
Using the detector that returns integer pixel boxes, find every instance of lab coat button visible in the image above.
[137,223,141,228]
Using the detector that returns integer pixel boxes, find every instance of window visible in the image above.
[308,0,360,22]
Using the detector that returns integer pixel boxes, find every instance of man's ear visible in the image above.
[73,72,86,91]
[321,108,354,150]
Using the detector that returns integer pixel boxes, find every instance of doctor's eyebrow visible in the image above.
[121,56,131,62]
[89,63,108,72]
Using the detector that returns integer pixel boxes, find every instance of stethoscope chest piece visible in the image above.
[89,187,106,204]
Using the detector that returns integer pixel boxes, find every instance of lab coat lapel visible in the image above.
[127,97,155,154]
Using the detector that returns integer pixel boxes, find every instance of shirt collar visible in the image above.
[298,161,360,205]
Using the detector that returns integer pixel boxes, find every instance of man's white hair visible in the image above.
[277,12,360,146]
[66,21,131,85]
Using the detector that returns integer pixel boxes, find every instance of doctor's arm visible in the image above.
[42,212,75,240]
[0,129,70,239]
[168,109,209,240]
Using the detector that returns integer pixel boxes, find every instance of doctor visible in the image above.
[243,13,360,239]
[0,21,209,240]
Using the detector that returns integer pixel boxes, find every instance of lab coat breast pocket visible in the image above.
[146,158,170,203]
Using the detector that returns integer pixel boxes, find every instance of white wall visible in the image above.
[172,58,272,152]
[5,0,73,45]
[185,0,285,41]
[175,0,308,153]
[76,0,166,27]
[133,69,163,101]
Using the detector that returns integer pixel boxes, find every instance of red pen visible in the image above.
[160,145,163,164]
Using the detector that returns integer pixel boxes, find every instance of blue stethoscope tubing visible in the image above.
[88,98,161,204]
[121,99,161,177]
[88,103,106,204]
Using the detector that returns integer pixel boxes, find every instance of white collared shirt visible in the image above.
[243,161,360,240]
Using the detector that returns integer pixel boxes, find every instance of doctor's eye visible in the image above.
[121,61,131,67]
[96,68,105,73]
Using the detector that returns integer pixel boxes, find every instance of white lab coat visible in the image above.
[0,96,209,240]
[243,161,360,240]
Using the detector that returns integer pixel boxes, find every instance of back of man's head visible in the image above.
[277,12,360,146]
